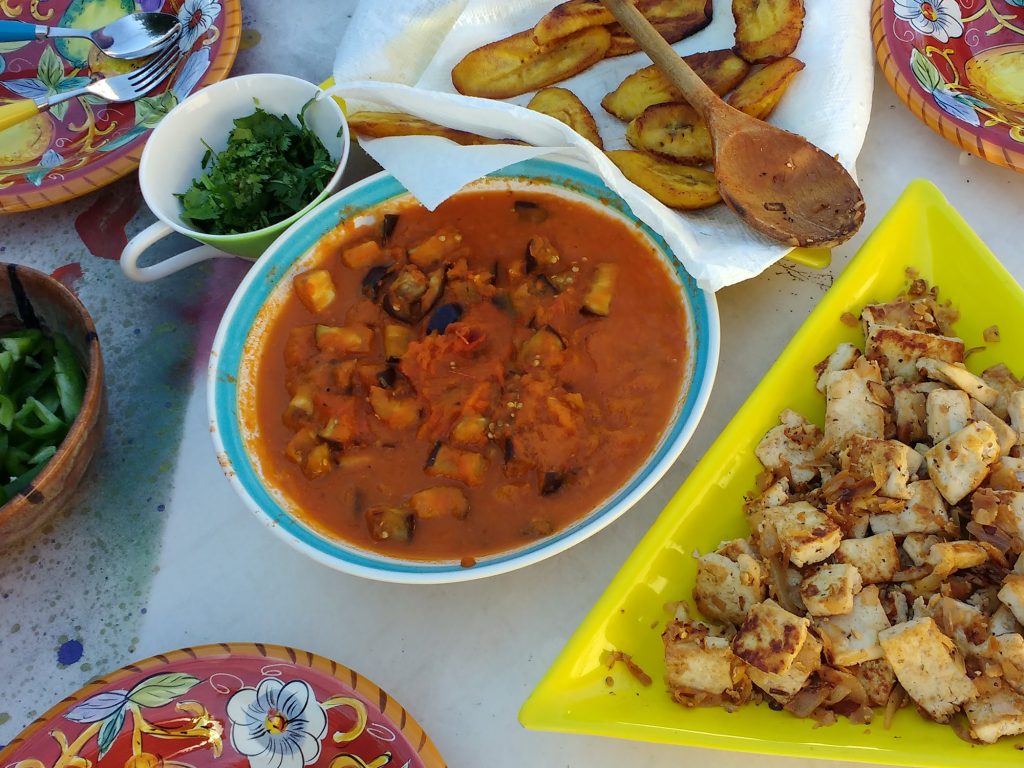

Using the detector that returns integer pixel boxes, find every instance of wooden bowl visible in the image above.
[0,264,105,548]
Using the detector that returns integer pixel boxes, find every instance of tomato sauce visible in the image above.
[250,188,688,562]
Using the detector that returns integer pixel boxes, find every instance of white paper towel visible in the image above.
[330,0,873,291]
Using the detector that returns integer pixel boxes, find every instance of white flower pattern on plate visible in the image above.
[177,0,223,51]
[227,678,328,768]
[893,0,964,42]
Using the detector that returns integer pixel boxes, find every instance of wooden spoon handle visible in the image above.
[601,0,719,115]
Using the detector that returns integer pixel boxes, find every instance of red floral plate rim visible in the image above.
[0,642,447,768]
[871,0,1024,173]
[0,0,241,213]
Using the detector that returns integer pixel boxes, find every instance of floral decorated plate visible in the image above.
[0,0,240,213]
[0,642,447,768]
[872,0,1024,173]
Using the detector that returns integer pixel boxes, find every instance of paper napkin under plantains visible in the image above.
[329,0,873,291]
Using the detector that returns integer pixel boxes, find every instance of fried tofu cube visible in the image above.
[852,657,897,707]
[918,357,999,408]
[971,488,1024,541]
[991,605,1024,636]
[926,388,971,444]
[981,364,1021,420]
[816,585,891,666]
[924,595,990,655]
[893,383,927,445]
[663,619,743,696]
[912,541,990,596]
[990,457,1024,492]
[965,682,1024,743]
[835,532,900,583]
[925,421,1001,504]
[1009,391,1024,448]
[879,617,976,722]
[814,343,861,393]
[800,564,863,616]
[748,633,822,704]
[999,574,1024,626]
[866,326,965,382]
[870,480,952,536]
[903,532,942,566]
[754,409,823,485]
[841,434,919,499]
[972,399,1018,455]
[761,502,842,567]
[731,599,810,674]
[694,547,768,626]
[861,299,939,334]
[824,358,885,449]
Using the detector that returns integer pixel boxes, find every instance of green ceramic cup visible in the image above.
[120,73,349,283]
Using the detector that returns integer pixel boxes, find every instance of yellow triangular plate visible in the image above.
[520,179,1024,766]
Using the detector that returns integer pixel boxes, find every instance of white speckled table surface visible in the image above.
[2,2,1024,766]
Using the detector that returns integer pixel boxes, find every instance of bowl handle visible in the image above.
[120,222,233,282]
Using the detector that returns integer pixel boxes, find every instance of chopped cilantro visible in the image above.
[177,100,336,236]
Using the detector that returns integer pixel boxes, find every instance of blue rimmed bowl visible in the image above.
[207,157,719,584]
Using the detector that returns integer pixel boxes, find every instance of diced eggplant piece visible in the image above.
[514,200,548,224]
[425,443,489,486]
[380,213,399,245]
[362,266,390,299]
[341,240,388,270]
[284,385,315,429]
[526,236,561,272]
[315,324,374,355]
[517,325,567,369]
[532,274,560,296]
[451,414,490,449]
[541,471,565,495]
[336,451,374,471]
[409,225,464,269]
[366,505,415,542]
[302,443,333,480]
[427,303,464,335]
[548,272,576,293]
[368,386,421,430]
[384,324,411,362]
[492,293,514,313]
[332,359,358,391]
[285,428,319,465]
[420,266,447,316]
[582,263,618,317]
[376,366,398,389]
[293,269,336,313]
[409,486,470,520]
[382,265,447,324]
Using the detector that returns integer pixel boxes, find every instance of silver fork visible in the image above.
[0,42,182,131]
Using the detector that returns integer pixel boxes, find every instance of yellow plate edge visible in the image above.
[520,178,1024,766]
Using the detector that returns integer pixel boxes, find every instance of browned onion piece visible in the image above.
[768,555,801,614]
[785,683,830,718]
[967,520,1014,554]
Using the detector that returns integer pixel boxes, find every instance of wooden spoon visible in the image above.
[602,0,864,248]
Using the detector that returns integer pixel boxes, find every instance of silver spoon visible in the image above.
[0,13,181,60]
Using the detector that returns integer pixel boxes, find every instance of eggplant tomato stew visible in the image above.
[250,189,688,562]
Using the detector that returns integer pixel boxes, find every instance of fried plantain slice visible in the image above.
[533,0,616,45]
[347,111,511,145]
[726,57,805,120]
[452,26,611,99]
[601,49,749,120]
[606,0,713,57]
[732,0,805,64]
[606,150,721,210]
[626,103,712,165]
[527,87,604,148]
